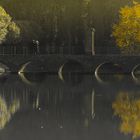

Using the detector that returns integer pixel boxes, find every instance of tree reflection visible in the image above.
[113,92,140,139]
[0,96,20,129]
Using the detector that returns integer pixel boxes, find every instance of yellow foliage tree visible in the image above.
[0,6,20,44]
[112,92,140,139]
[0,96,20,129]
[112,1,140,54]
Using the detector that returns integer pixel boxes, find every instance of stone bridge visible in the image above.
[0,55,139,73]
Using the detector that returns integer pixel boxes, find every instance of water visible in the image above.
[0,73,139,140]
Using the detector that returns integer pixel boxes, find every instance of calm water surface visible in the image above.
[0,73,139,140]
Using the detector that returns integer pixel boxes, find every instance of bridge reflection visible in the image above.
[58,60,84,85]
[95,62,124,84]
[0,74,94,130]
[0,74,139,140]
[132,64,140,84]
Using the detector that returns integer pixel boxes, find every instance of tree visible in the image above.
[0,0,135,54]
[112,1,140,54]
[1,0,91,53]
[0,96,20,129]
[113,92,140,139]
[0,6,20,44]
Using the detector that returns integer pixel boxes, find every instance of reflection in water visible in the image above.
[0,73,138,140]
[95,62,124,84]
[18,61,46,85]
[19,72,46,85]
[132,64,140,84]
[95,74,124,84]
[0,63,10,78]
[0,74,94,132]
[91,90,95,119]
[0,96,20,129]
[19,72,34,85]
[113,92,140,139]
[32,93,40,109]
[58,60,84,85]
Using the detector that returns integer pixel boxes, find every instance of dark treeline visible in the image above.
[0,0,132,54]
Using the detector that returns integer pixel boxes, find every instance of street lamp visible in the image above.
[91,27,95,55]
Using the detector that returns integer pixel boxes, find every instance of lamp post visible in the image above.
[91,28,95,55]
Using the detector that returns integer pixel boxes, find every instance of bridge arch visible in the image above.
[58,60,84,85]
[95,62,124,84]
[18,61,46,85]
[132,64,140,83]
[0,62,10,78]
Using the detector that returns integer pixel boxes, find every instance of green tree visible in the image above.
[0,6,20,44]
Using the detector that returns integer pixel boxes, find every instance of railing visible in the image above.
[0,45,86,55]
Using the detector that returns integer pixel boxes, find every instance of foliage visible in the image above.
[0,96,10,129]
[0,0,133,53]
[0,0,92,51]
[0,96,20,129]
[0,6,20,44]
[112,92,140,139]
[16,21,44,43]
[112,1,140,54]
